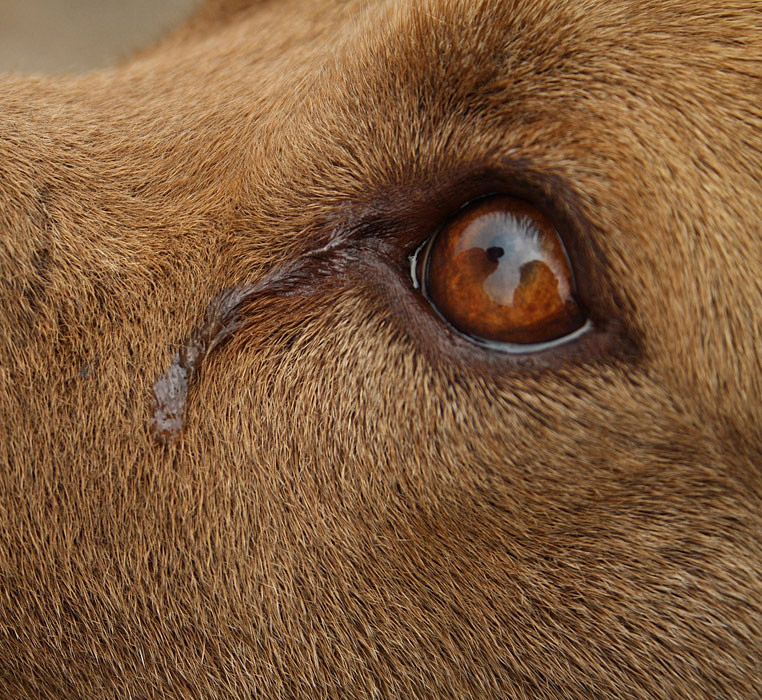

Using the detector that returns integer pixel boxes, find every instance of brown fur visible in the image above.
[1,0,762,697]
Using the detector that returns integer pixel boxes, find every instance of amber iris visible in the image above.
[424,196,585,345]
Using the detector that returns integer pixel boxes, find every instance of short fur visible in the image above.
[1,0,761,697]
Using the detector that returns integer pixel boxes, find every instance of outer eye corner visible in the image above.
[413,195,591,355]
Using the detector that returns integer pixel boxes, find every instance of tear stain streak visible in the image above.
[150,256,337,445]
[151,283,258,445]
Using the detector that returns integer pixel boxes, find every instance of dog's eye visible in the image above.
[415,196,589,351]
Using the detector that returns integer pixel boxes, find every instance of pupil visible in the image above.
[486,246,504,262]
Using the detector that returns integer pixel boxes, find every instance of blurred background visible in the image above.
[0,0,203,74]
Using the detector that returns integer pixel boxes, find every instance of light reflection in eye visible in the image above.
[415,196,588,350]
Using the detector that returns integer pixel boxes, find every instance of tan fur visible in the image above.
[1,0,761,697]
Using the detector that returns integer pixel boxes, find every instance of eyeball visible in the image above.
[415,196,590,352]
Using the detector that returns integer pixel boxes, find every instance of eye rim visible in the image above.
[410,194,594,355]
[323,164,638,373]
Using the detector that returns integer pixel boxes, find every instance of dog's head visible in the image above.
[1,0,761,696]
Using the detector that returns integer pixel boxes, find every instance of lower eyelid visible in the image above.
[459,318,595,355]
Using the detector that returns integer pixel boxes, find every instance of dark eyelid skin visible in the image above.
[285,164,636,373]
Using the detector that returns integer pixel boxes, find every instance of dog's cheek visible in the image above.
[181,280,750,506]
[167,283,762,693]
[187,285,749,528]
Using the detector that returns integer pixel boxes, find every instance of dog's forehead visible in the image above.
[212,0,760,428]
[235,0,758,238]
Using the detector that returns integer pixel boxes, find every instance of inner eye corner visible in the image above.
[410,194,591,355]
[408,236,432,292]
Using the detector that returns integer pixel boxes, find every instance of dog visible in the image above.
[1,0,761,697]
